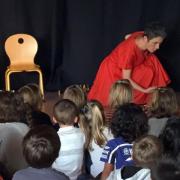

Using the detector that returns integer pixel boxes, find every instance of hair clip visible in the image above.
[116,79,130,84]
[157,87,168,93]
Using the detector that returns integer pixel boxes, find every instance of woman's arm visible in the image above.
[100,163,114,180]
[122,69,156,93]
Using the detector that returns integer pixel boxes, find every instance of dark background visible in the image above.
[0,0,180,91]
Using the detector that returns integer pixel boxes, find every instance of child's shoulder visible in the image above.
[106,137,129,147]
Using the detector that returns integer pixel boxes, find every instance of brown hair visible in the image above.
[18,85,34,106]
[53,99,79,125]
[0,91,31,123]
[27,83,43,110]
[148,87,178,118]
[23,125,60,168]
[133,135,163,168]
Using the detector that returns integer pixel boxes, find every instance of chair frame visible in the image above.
[4,34,44,98]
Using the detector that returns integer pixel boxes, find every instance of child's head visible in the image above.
[159,117,180,158]
[53,99,79,125]
[0,91,28,123]
[148,87,178,117]
[18,85,34,106]
[133,135,163,168]
[23,125,60,168]
[63,84,87,110]
[111,103,148,143]
[26,83,43,110]
[151,156,180,180]
[80,100,106,149]
[109,79,132,108]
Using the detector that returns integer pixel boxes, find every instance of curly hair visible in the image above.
[111,103,148,143]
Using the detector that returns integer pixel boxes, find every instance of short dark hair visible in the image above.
[151,156,180,180]
[23,125,60,168]
[144,21,167,40]
[111,103,148,143]
[53,99,79,125]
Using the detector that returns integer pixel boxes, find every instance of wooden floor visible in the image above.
[42,91,180,119]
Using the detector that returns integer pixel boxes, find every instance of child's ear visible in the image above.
[74,116,78,124]
[52,116,57,123]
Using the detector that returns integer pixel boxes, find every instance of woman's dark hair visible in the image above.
[144,21,167,40]
[159,117,180,158]
[111,103,148,143]
[23,125,60,168]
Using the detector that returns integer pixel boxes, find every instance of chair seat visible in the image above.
[7,64,40,71]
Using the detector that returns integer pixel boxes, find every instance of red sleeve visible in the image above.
[115,38,136,69]
[116,31,144,69]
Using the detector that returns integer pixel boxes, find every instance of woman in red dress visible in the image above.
[88,22,170,106]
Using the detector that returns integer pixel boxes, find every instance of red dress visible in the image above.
[88,32,170,106]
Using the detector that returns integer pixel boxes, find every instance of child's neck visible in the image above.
[59,124,74,128]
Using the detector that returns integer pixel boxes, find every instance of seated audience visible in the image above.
[107,135,163,179]
[147,87,178,136]
[12,125,69,180]
[100,103,149,180]
[52,99,85,180]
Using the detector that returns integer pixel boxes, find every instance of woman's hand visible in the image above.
[144,86,157,93]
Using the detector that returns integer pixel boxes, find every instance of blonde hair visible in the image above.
[109,79,132,108]
[148,87,178,117]
[63,84,87,110]
[79,100,107,150]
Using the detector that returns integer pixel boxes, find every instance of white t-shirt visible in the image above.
[107,168,150,180]
[52,126,85,180]
[89,127,113,177]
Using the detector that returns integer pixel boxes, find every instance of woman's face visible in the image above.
[145,36,164,53]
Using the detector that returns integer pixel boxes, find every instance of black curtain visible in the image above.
[0,0,180,91]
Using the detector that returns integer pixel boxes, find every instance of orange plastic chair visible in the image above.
[4,34,44,98]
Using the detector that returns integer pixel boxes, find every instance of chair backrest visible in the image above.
[5,34,38,66]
